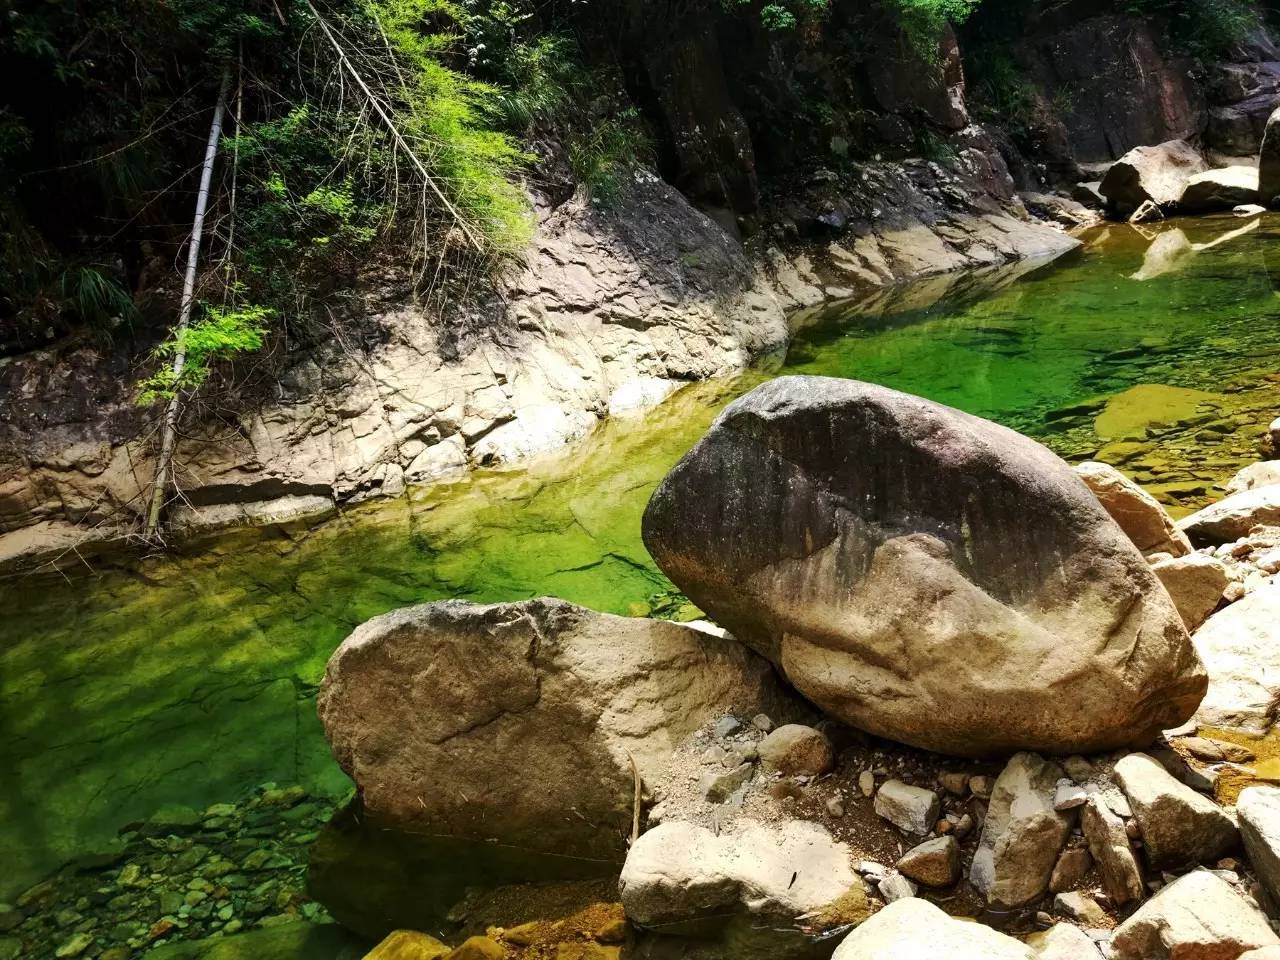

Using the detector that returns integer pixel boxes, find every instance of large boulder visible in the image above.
[1114,753,1237,870]
[1075,461,1191,556]
[1260,105,1280,205]
[971,754,1073,908]
[1180,486,1280,545]
[1239,786,1280,921]
[641,377,1205,758]
[1100,140,1209,216]
[1110,870,1278,960]
[619,820,864,929]
[831,897,1034,960]
[1179,166,1262,213]
[313,598,790,934]
[1192,580,1280,734]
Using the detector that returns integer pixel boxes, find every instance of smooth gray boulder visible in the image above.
[642,377,1205,758]
[1114,753,1237,870]
[1179,166,1262,213]
[317,598,789,862]
[1239,786,1280,921]
[1100,140,1209,215]
[1180,486,1280,545]
[971,753,1074,908]
[1192,580,1280,734]
[1110,870,1278,960]
[831,897,1035,960]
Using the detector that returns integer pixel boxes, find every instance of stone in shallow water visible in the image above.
[1093,383,1219,442]
[643,376,1204,757]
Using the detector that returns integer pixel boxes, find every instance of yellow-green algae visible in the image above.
[4,215,1280,899]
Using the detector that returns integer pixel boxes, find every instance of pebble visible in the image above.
[877,873,918,903]
[750,714,774,733]
[969,775,994,799]
[826,797,845,818]
[858,770,876,797]
[713,716,742,739]
[1054,780,1089,811]
[54,932,93,958]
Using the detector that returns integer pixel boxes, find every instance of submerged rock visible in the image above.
[1100,140,1208,215]
[642,376,1204,757]
[831,897,1034,959]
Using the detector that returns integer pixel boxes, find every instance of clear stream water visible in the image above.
[4,216,1280,921]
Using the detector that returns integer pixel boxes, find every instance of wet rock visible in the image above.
[896,837,960,888]
[874,781,940,837]
[1180,487,1280,546]
[971,754,1074,908]
[0,906,21,933]
[642,377,1204,758]
[1152,553,1229,631]
[318,598,790,865]
[1026,923,1102,960]
[831,897,1035,959]
[1191,580,1280,734]
[619,820,863,928]
[1075,461,1192,556]
[1181,737,1254,763]
[1238,787,1280,921]
[1114,753,1237,870]
[757,725,834,777]
[1179,166,1262,213]
[1100,140,1209,216]
[364,930,451,960]
[1080,797,1144,906]
[1110,870,1278,960]
[1049,846,1093,893]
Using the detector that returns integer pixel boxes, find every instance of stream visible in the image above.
[4,215,1280,936]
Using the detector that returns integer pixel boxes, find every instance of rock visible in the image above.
[143,804,203,836]
[618,820,864,927]
[971,754,1074,908]
[1181,737,1255,763]
[642,377,1204,758]
[1192,580,1280,734]
[876,873,918,903]
[970,775,994,799]
[1180,487,1280,546]
[1239,787,1280,920]
[1110,870,1278,960]
[874,781,940,837]
[1260,106,1280,204]
[365,930,451,959]
[1179,166,1262,213]
[1049,846,1093,893]
[318,598,789,864]
[1027,924,1102,960]
[1076,461,1193,557]
[700,763,753,803]
[831,897,1035,960]
[1080,797,1144,906]
[1054,781,1088,811]
[1236,204,1268,217]
[1226,462,1280,495]
[757,725,834,777]
[938,772,969,796]
[1272,417,1280,456]
[1063,756,1095,783]
[1114,753,1237,870]
[713,716,742,739]
[445,937,505,960]
[1100,140,1209,215]
[0,907,21,934]
[1054,891,1108,926]
[858,771,875,798]
[1072,182,1106,209]
[142,923,368,959]
[1152,553,1229,631]
[1242,950,1280,960]
[896,837,960,888]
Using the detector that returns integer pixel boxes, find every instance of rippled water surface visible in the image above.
[4,215,1280,924]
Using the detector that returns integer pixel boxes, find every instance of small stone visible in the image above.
[750,714,774,733]
[877,873,918,903]
[54,933,93,958]
[142,804,202,837]
[826,797,845,818]
[1081,797,1144,907]
[953,813,975,841]
[260,785,305,807]
[969,775,993,799]
[757,725,834,777]
[365,930,451,959]
[1055,891,1108,926]
[896,836,961,887]
[700,763,754,803]
[594,914,628,944]
[939,772,970,796]
[1054,780,1089,811]
[16,879,58,910]
[857,861,889,882]
[858,770,875,798]
[713,716,742,739]
[1049,846,1093,893]
[1063,756,1096,784]
[874,780,940,836]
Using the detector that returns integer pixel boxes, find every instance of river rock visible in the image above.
[1192,580,1280,734]
[1227,462,1280,495]
[1049,846,1093,893]
[896,836,960,887]
[317,598,790,864]
[971,754,1074,908]
[1026,924,1102,960]
[757,725,834,777]
[874,781,940,836]
[1261,106,1280,204]
[1239,786,1280,921]
[641,377,1205,758]
[1180,486,1280,546]
[1080,796,1144,906]
[1110,870,1279,960]
[1151,553,1229,631]
[1075,461,1192,556]
[1179,166,1262,213]
[364,930,451,960]
[618,820,864,927]
[1100,140,1209,215]
[1114,753,1237,869]
[831,897,1035,960]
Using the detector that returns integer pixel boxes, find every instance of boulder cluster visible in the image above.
[312,377,1280,959]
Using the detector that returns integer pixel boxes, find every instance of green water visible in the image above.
[4,215,1280,905]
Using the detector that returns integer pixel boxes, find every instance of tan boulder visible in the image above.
[1192,580,1280,734]
[1179,166,1262,213]
[1075,461,1191,556]
[1114,753,1237,869]
[1151,553,1229,631]
[831,897,1034,960]
[1100,140,1209,215]
[643,377,1205,758]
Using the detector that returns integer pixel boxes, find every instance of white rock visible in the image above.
[1054,780,1089,811]
[1027,923,1103,959]
[619,819,860,926]
[1180,486,1280,546]
[832,897,1035,959]
[1114,753,1237,869]
[1152,553,1229,631]
[1110,870,1279,960]
[1192,580,1280,734]
[1226,461,1280,495]
[877,873,918,903]
[1239,786,1280,921]
[873,780,940,836]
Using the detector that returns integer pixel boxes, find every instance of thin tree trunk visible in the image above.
[144,67,233,539]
